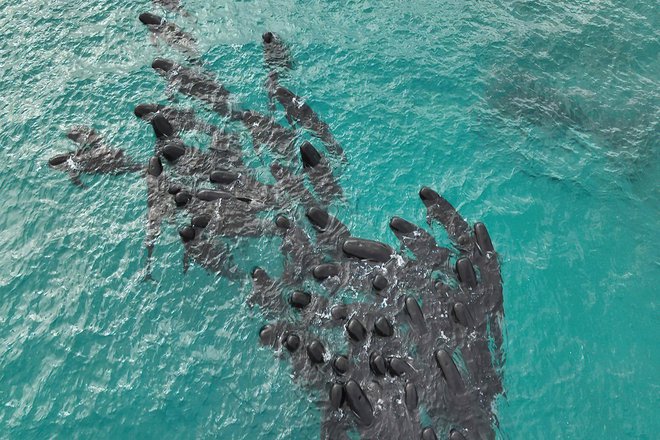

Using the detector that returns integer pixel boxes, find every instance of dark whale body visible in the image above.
[152,58,233,117]
[139,12,197,56]
[300,141,343,205]
[262,32,293,70]
[134,103,218,135]
[48,126,142,186]
[236,110,298,160]
[266,71,345,160]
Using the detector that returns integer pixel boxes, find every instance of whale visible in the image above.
[134,103,218,135]
[144,112,276,205]
[152,58,234,117]
[266,71,344,160]
[262,32,293,70]
[144,112,248,184]
[270,162,317,209]
[178,225,238,277]
[139,12,197,56]
[235,110,298,160]
[389,216,449,268]
[300,141,343,205]
[274,214,322,284]
[303,207,352,264]
[254,188,504,439]
[48,126,142,186]
[144,156,177,280]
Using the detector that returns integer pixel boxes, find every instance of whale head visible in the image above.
[152,58,175,73]
[139,13,164,26]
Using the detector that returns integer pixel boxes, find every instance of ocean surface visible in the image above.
[0,0,658,438]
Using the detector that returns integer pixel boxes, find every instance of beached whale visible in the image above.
[253,188,504,439]
[262,32,293,70]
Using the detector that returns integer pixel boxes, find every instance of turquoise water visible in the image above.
[1,0,658,438]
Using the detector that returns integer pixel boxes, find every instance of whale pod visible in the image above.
[344,380,374,425]
[434,350,465,393]
[342,238,393,262]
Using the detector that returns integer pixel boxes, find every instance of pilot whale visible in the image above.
[300,141,343,205]
[235,110,298,160]
[262,32,293,70]
[48,126,142,186]
[139,12,197,56]
[152,58,234,117]
[134,103,218,135]
[266,71,345,160]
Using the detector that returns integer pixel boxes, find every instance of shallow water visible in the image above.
[0,0,658,438]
